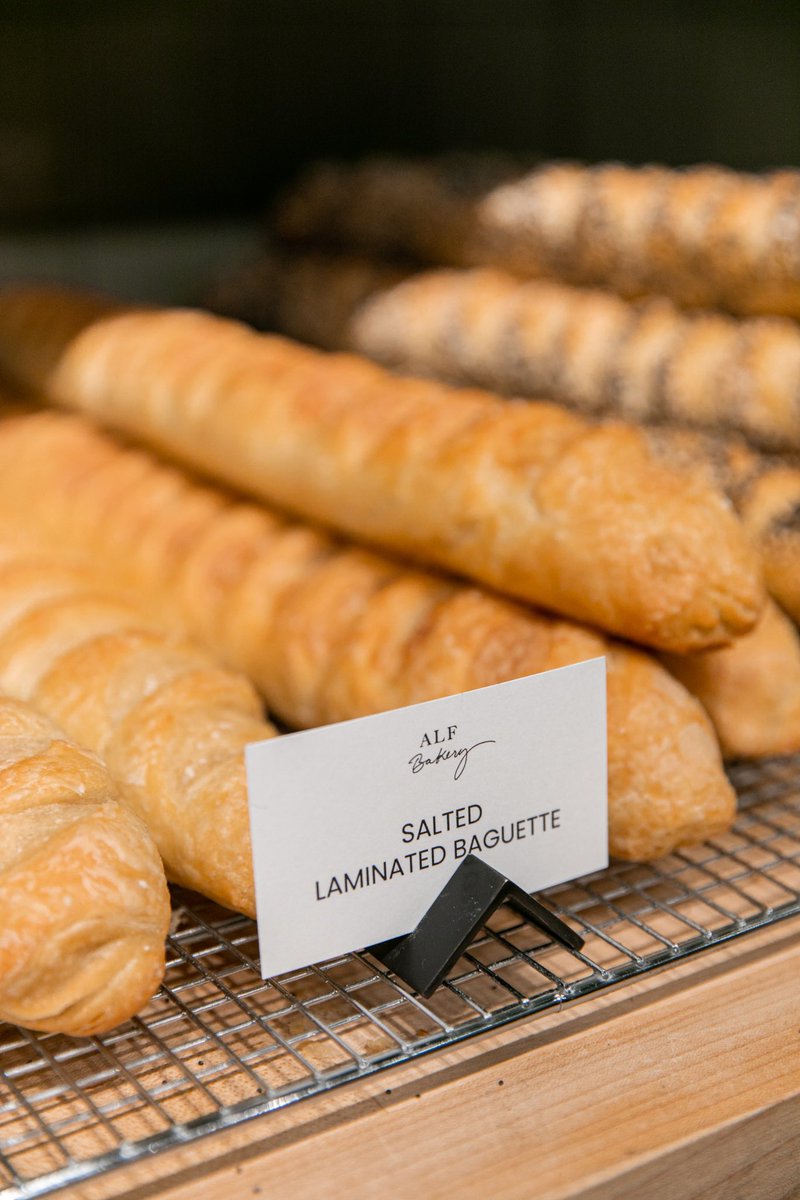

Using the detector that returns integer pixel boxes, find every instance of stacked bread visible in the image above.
[1,156,799,1033]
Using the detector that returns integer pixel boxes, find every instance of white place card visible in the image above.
[246,658,608,978]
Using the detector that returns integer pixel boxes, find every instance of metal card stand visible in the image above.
[368,853,584,997]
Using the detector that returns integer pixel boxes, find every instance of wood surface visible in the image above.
[67,917,800,1200]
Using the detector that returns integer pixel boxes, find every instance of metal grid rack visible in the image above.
[3,756,800,1200]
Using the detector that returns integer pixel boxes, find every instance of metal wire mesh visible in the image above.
[2,755,800,1200]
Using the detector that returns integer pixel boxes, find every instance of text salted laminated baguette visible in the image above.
[0,286,764,654]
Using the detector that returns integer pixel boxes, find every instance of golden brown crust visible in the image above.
[0,286,764,652]
[275,157,800,318]
[0,409,736,861]
[0,696,170,1035]
[662,600,800,759]
[0,546,275,916]
[643,427,800,625]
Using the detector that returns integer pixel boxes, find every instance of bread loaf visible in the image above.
[0,695,169,1035]
[219,255,800,621]
[0,285,764,653]
[0,409,738,860]
[275,156,800,318]
[662,600,800,759]
[0,544,275,915]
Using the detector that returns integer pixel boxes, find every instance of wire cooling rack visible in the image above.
[2,756,800,1200]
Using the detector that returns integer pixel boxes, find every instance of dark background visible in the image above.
[0,0,798,230]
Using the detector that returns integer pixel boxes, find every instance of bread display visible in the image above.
[0,408,739,861]
[0,286,764,654]
[275,156,800,319]
[0,544,276,916]
[0,695,170,1036]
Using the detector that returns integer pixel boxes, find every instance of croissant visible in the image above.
[0,545,275,915]
[0,285,763,654]
[0,409,737,860]
[274,156,800,318]
[0,695,169,1036]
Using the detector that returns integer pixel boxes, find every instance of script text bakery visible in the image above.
[313,808,563,901]
[408,724,496,780]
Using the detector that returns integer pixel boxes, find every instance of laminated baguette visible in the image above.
[0,544,275,915]
[0,695,170,1036]
[0,285,764,654]
[0,409,738,860]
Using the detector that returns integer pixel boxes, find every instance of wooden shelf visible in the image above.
[75,917,800,1200]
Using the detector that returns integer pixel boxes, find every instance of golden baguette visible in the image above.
[0,695,169,1036]
[661,600,800,759]
[222,254,800,620]
[0,409,737,861]
[0,285,764,653]
[0,544,275,915]
[275,156,800,318]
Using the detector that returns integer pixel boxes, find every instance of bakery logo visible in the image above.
[407,724,496,781]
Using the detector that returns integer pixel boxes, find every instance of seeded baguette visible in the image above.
[0,543,275,916]
[0,695,169,1036]
[350,266,800,454]
[0,285,764,653]
[275,156,800,318]
[0,409,738,861]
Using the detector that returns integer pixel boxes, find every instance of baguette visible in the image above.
[275,156,800,318]
[661,600,800,759]
[228,255,800,619]
[0,695,169,1036]
[643,427,800,626]
[0,409,737,860]
[0,544,275,915]
[0,285,764,653]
